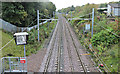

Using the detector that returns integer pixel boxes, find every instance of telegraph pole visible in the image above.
[91,8,94,38]
[37,10,39,42]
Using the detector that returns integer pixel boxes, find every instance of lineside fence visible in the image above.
[0,19,47,33]
[1,57,27,74]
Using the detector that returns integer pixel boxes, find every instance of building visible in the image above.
[107,3,120,16]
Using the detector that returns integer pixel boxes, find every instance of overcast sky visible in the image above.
[49,0,120,10]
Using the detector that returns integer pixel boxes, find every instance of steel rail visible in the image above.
[64,17,87,74]
[63,19,75,72]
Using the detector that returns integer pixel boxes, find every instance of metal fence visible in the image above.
[0,19,18,33]
[0,19,48,33]
[0,59,2,74]
[1,57,27,74]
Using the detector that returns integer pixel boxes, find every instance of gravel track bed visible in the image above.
[28,14,99,72]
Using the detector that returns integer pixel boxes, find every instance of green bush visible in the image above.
[91,29,118,49]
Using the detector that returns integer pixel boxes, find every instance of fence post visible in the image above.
[9,58,11,72]
[91,8,94,38]
[0,58,2,74]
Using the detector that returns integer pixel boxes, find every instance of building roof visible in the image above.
[97,7,107,10]
[109,3,120,8]
[14,32,28,36]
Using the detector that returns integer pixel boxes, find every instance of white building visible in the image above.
[107,3,120,16]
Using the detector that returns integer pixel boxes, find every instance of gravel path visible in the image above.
[27,47,46,72]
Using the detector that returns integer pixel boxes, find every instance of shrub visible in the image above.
[91,29,118,49]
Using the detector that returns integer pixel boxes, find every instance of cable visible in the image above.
[95,22,120,38]
[97,54,111,72]
[68,12,92,21]
[0,38,14,51]
[79,13,92,18]
[27,19,37,27]
[83,39,111,72]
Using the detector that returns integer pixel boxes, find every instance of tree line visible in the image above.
[58,5,75,14]
[2,2,56,27]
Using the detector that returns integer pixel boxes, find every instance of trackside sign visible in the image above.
[20,58,26,63]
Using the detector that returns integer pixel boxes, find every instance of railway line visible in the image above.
[39,14,99,73]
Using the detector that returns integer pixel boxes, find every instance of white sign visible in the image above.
[85,24,90,31]
[16,35,26,45]
[14,32,28,45]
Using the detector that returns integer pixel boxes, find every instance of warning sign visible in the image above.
[20,58,26,63]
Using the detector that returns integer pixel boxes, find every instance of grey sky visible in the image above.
[49,0,120,10]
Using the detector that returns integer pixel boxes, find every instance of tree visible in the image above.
[46,2,56,17]
[2,2,56,27]
[71,5,75,11]
[44,9,49,16]
[2,2,27,26]
[99,3,107,8]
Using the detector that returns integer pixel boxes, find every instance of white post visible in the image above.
[9,58,11,72]
[37,10,39,42]
[0,58,2,74]
[91,8,94,37]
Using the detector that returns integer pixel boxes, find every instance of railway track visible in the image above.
[63,16,88,73]
[64,16,99,72]
[39,17,64,73]
[39,14,99,73]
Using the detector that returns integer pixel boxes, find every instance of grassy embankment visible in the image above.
[1,20,57,57]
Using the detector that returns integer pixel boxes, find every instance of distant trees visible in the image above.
[99,3,107,8]
[71,5,75,11]
[58,3,99,18]
[2,2,56,27]
[58,5,75,14]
